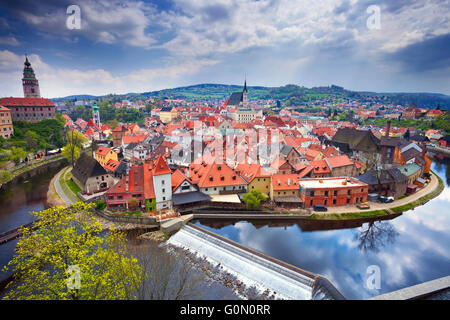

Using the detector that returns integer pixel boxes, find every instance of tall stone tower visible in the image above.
[92,102,101,128]
[22,56,40,98]
[242,79,248,108]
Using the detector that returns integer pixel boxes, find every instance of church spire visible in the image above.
[243,76,247,93]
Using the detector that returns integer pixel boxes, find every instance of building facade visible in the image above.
[0,106,14,139]
[298,177,368,208]
[0,97,56,122]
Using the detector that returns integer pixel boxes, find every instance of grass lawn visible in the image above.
[58,167,82,203]
[310,210,388,220]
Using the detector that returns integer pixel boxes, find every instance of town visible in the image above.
[0,56,448,220]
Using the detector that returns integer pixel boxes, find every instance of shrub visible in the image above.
[95,200,107,211]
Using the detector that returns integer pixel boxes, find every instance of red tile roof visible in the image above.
[235,163,270,183]
[96,146,112,156]
[325,155,354,168]
[189,162,246,188]
[0,97,54,107]
[272,174,300,190]
[309,160,331,175]
[103,159,121,171]
[153,156,171,176]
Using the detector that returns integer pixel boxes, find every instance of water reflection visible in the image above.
[354,221,399,253]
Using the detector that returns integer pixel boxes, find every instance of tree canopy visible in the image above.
[2,203,142,300]
[242,189,267,210]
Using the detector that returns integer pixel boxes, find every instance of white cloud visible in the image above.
[0,50,218,97]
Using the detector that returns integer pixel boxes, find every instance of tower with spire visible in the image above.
[92,101,101,128]
[242,78,248,108]
[22,55,40,98]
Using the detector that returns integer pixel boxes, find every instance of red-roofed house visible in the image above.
[106,156,173,211]
[325,155,358,177]
[189,162,247,195]
[0,97,55,122]
[95,146,118,167]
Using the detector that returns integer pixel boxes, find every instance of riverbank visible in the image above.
[310,171,444,220]
[0,156,65,189]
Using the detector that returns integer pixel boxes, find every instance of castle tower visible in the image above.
[92,102,101,128]
[242,79,248,108]
[22,56,41,98]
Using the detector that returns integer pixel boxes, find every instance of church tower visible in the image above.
[22,56,41,98]
[92,101,101,128]
[242,79,248,108]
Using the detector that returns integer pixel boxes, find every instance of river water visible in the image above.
[0,158,449,299]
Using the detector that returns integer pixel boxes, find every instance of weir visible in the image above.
[166,223,345,300]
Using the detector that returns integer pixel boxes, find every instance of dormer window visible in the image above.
[209,176,213,181]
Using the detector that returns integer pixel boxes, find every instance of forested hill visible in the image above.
[55,84,450,109]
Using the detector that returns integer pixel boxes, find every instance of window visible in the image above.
[162,188,165,193]
[334,190,338,196]
[162,180,165,185]
[325,191,328,197]
[108,196,114,200]
[118,195,123,199]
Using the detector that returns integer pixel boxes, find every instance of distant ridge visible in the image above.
[51,83,450,109]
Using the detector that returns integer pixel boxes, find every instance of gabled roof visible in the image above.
[72,153,108,186]
[153,156,171,175]
[235,163,270,183]
[228,92,243,106]
[189,162,246,188]
[171,169,193,191]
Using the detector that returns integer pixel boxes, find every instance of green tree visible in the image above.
[242,189,267,210]
[10,146,27,164]
[24,130,39,150]
[66,129,88,148]
[2,202,143,300]
[62,143,80,167]
[0,170,13,183]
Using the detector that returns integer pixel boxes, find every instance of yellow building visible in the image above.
[159,107,178,124]
[0,106,13,139]
[235,164,271,196]
[95,146,118,167]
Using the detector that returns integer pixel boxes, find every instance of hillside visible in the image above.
[54,84,450,109]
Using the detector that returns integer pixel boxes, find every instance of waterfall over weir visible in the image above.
[166,224,345,300]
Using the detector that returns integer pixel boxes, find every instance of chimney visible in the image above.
[385,120,391,138]
[287,178,291,185]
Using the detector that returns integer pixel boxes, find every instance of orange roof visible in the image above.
[272,174,300,190]
[171,169,191,191]
[153,156,171,176]
[235,163,270,183]
[122,134,147,145]
[103,159,120,171]
[96,146,112,156]
[189,162,246,188]
[309,160,331,174]
[270,157,288,170]
[325,155,354,168]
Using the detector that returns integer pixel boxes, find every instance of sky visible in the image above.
[0,0,449,98]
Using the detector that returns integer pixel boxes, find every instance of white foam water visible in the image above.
[165,224,318,300]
